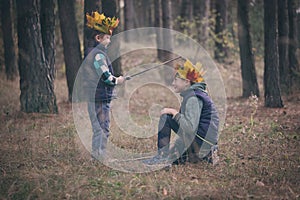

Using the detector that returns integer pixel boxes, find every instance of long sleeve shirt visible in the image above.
[94,53,118,86]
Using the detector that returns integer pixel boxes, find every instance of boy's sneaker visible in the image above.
[202,146,219,165]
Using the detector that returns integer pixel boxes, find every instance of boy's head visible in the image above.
[86,11,119,47]
[172,59,205,93]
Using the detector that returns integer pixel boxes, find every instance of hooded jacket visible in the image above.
[173,82,219,157]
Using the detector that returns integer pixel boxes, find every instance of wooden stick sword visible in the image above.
[125,56,181,80]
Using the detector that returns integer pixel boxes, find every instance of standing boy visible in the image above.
[144,59,219,165]
[83,11,125,160]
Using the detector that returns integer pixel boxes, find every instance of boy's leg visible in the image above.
[143,114,179,165]
[157,114,179,151]
[88,102,110,159]
[96,102,110,156]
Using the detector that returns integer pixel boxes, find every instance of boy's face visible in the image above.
[96,34,111,47]
[172,75,191,93]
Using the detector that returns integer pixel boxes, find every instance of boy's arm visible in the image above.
[173,96,202,135]
[93,53,122,85]
[166,97,202,158]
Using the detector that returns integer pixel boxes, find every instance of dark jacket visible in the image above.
[81,44,115,102]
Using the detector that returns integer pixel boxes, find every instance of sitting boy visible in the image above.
[144,59,219,165]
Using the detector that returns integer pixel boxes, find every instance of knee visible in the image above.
[158,114,172,125]
[159,113,172,121]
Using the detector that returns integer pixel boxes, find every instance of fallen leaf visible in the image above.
[163,188,168,196]
[256,180,265,187]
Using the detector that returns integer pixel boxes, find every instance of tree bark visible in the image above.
[277,0,290,94]
[181,0,193,20]
[84,0,101,56]
[264,0,283,107]
[17,0,58,113]
[161,0,173,58]
[194,0,210,48]
[124,0,135,42]
[40,0,56,81]
[161,0,174,84]
[102,0,123,76]
[57,0,82,102]
[154,0,164,60]
[214,0,228,62]
[288,0,300,90]
[1,0,18,80]
[238,0,260,98]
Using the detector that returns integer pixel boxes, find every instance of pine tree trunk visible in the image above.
[180,0,193,20]
[40,0,56,81]
[238,0,260,97]
[214,0,228,62]
[161,0,173,56]
[124,0,135,42]
[57,0,82,102]
[1,0,18,80]
[161,0,174,85]
[102,0,123,76]
[277,0,290,94]
[264,0,283,108]
[194,0,210,48]
[17,0,58,113]
[84,0,101,57]
[288,0,300,90]
[154,0,164,60]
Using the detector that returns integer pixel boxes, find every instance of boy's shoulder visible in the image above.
[95,53,106,61]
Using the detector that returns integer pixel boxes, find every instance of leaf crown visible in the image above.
[86,11,119,35]
[175,59,206,83]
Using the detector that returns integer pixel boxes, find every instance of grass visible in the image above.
[0,53,300,199]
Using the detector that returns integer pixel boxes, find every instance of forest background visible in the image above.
[0,0,300,199]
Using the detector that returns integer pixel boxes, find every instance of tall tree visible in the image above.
[102,0,123,76]
[161,0,174,84]
[288,0,300,90]
[214,0,228,62]
[181,0,193,20]
[84,0,101,56]
[57,0,82,101]
[194,0,210,48]
[143,0,153,27]
[178,0,193,33]
[264,0,283,108]
[278,0,290,94]
[16,0,58,113]
[1,0,18,80]
[161,0,173,61]
[154,0,164,60]
[237,0,260,97]
[40,0,56,81]
[124,0,135,42]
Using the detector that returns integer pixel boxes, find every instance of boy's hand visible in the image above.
[116,76,125,84]
[161,108,178,116]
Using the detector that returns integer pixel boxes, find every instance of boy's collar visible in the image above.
[96,43,107,51]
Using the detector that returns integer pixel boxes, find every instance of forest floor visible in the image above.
[0,51,300,199]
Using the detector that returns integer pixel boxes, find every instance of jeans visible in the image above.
[87,101,110,158]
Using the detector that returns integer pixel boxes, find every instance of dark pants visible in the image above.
[157,114,189,163]
[157,114,179,149]
[157,114,215,164]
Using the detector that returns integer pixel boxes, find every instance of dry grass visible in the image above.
[0,51,300,199]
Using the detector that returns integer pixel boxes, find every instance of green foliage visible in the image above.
[174,14,239,58]
[174,1,265,60]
